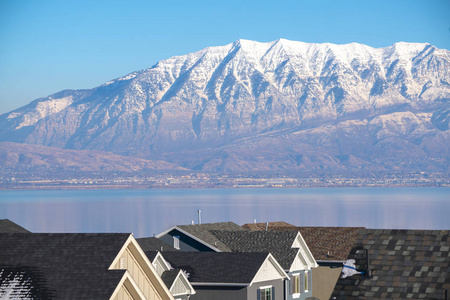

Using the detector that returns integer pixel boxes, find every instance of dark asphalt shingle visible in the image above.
[149,251,270,284]
[0,233,130,299]
[0,220,30,233]
[160,269,181,289]
[242,222,363,261]
[176,222,246,252]
[137,237,177,252]
[210,230,300,270]
[331,229,450,300]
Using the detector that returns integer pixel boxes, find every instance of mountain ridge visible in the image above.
[1,39,449,173]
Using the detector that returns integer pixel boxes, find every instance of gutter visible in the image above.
[191,282,249,287]
[316,260,345,268]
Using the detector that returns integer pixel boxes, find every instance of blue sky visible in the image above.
[1,0,449,113]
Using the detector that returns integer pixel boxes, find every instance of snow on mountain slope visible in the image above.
[0,39,449,173]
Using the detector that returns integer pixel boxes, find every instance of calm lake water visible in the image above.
[0,187,448,237]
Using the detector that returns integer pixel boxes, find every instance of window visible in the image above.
[293,274,300,294]
[304,272,308,291]
[259,286,272,300]
[173,235,180,249]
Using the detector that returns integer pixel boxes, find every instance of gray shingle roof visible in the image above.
[0,266,52,299]
[137,237,177,252]
[0,219,30,233]
[243,222,363,261]
[149,251,270,284]
[176,222,246,252]
[331,229,450,300]
[160,269,181,289]
[210,230,300,270]
[0,233,130,299]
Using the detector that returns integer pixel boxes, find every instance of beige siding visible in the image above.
[112,285,134,300]
[113,248,163,300]
[312,266,342,300]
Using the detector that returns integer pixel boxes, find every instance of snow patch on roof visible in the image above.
[0,269,34,299]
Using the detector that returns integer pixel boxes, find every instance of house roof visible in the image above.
[242,221,297,231]
[0,233,130,299]
[210,230,301,270]
[243,222,363,261]
[161,269,182,289]
[157,222,246,252]
[148,251,273,285]
[294,227,363,262]
[137,237,177,252]
[331,229,450,300]
[0,219,30,233]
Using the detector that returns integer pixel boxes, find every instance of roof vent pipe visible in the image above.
[265,222,269,231]
[198,209,202,225]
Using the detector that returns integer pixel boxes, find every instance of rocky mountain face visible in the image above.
[1,39,449,173]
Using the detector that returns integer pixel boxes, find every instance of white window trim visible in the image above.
[259,285,272,290]
[173,235,180,250]
[291,273,300,298]
[304,271,309,292]
[259,285,273,300]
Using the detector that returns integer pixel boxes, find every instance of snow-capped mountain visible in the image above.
[1,39,449,172]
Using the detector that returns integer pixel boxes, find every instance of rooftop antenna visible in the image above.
[198,209,202,224]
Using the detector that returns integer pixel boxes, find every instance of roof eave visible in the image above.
[192,282,249,287]
[156,226,223,252]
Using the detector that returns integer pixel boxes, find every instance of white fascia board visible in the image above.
[156,226,222,252]
[268,253,289,279]
[289,249,308,272]
[129,235,176,299]
[294,232,318,268]
[250,253,289,286]
[154,251,171,271]
[109,271,146,300]
[170,270,196,296]
[109,233,134,270]
[192,282,249,287]
[109,234,175,300]
[155,226,179,239]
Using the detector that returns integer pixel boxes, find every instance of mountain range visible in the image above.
[1,39,449,174]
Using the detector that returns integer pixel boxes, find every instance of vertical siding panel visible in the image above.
[111,246,169,300]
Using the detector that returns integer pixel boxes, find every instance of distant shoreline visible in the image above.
[1,183,448,191]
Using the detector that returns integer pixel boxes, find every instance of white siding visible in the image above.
[252,258,285,284]
[290,251,309,272]
[170,276,190,296]
[153,260,166,277]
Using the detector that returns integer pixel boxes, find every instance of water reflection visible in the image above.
[0,188,448,237]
